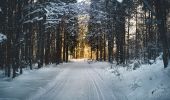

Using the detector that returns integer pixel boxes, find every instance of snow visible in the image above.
[28,62,125,100]
[0,33,7,43]
[23,17,43,24]
[0,57,170,100]
[117,0,123,3]
[0,64,61,100]
[0,7,2,12]
[77,0,84,2]
[107,58,170,100]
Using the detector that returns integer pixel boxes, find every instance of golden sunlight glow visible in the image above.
[74,15,95,59]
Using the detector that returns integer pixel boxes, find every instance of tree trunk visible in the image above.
[154,0,169,68]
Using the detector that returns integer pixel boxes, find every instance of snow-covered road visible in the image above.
[29,62,127,100]
[1,60,170,100]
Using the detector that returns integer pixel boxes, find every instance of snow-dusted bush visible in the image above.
[127,60,141,70]
[133,61,141,70]
[0,33,7,43]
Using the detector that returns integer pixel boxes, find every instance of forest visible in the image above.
[0,0,170,100]
[0,0,169,78]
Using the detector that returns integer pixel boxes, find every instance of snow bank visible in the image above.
[89,59,170,100]
[106,59,170,100]
[0,64,61,100]
[0,33,7,43]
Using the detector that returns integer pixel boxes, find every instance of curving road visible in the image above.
[29,62,127,100]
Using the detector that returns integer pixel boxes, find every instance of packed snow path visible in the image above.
[29,61,127,100]
[1,59,170,100]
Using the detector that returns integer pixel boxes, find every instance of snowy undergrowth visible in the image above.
[105,59,170,100]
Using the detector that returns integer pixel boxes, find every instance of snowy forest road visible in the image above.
[29,61,127,100]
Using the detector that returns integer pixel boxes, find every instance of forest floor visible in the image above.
[0,58,170,100]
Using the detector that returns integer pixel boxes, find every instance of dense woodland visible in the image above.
[88,0,170,66]
[0,0,170,78]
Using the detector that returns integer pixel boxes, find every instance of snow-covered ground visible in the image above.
[0,64,62,100]
[106,59,170,100]
[0,58,170,100]
[28,61,126,100]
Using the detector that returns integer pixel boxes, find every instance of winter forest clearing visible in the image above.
[0,0,170,100]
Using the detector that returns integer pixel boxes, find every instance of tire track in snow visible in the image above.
[45,77,68,100]
[89,63,128,100]
[85,67,91,100]
[28,62,127,100]
[86,64,105,100]
[41,66,73,100]
[85,67,97,100]
[28,65,69,100]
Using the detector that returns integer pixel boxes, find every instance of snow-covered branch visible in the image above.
[0,33,7,43]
